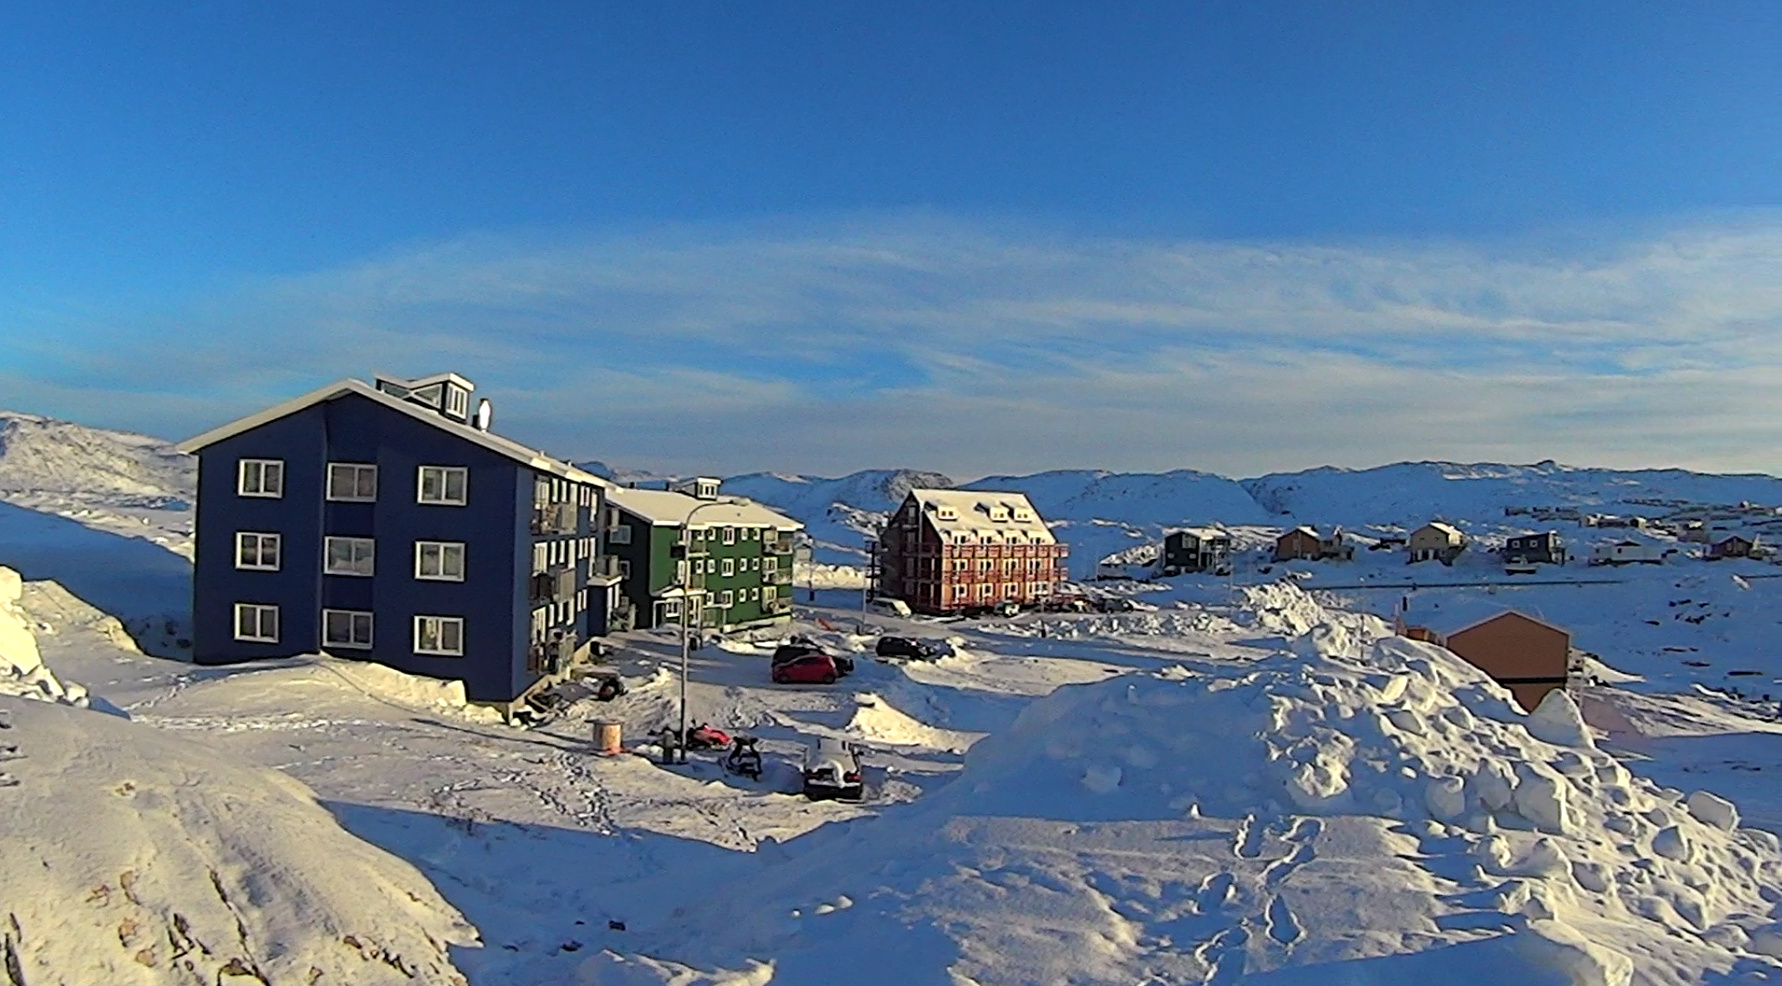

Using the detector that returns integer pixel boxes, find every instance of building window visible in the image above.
[237,459,284,498]
[750,587,760,601]
[235,532,281,571]
[675,559,687,581]
[979,584,994,597]
[720,589,734,607]
[764,556,778,573]
[445,386,469,419]
[415,541,466,581]
[417,466,468,505]
[762,585,776,602]
[321,609,373,649]
[414,615,465,656]
[722,558,735,577]
[750,557,760,571]
[234,603,279,642]
[619,559,632,578]
[326,463,378,501]
[954,586,968,599]
[723,527,736,544]
[324,536,375,577]
[609,524,632,545]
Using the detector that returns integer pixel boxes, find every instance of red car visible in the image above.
[772,652,840,685]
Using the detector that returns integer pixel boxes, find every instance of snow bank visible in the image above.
[0,566,120,715]
[0,697,477,984]
[608,584,1782,984]
[845,692,984,753]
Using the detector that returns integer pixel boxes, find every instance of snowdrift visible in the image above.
[0,571,478,984]
[0,699,478,985]
[598,586,1782,985]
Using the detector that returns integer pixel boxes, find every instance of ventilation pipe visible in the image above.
[474,399,493,431]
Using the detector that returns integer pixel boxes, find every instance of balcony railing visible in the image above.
[529,567,576,604]
[531,502,578,536]
[765,568,792,585]
[588,555,623,580]
[763,535,794,554]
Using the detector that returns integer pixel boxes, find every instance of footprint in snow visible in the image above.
[0,772,17,789]
[0,744,20,762]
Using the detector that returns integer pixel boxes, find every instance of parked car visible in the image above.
[992,601,1020,617]
[876,636,939,660]
[773,652,841,685]
[1091,596,1136,613]
[773,642,854,676]
[802,738,864,801]
[867,597,913,618]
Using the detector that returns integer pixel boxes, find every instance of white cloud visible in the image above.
[7,213,1782,477]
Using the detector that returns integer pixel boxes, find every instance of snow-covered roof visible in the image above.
[1168,526,1229,540]
[1414,521,1464,540]
[906,488,1057,544]
[1282,525,1321,539]
[174,378,608,486]
[608,487,801,530]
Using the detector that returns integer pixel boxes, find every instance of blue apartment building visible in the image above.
[176,372,620,711]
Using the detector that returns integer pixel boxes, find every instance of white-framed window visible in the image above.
[675,560,687,581]
[415,541,466,581]
[979,584,994,597]
[720,589,734,607]
[663,599,682,620]
[764,556,778,572]
[749,587,759,601]
[721,558,735,577]
[533,543,549,575]
[954,585,968,599]
[321,609,373,649]
[1004,583,1018,597]
[326,463,378,501]
[324,536,375,577]
[234,532,281,571]
[723,527,736,544]
[414,615,465,656]
[445,386,469,419]
[750,557,760,571]
[234,603,279,642]
[763,585,776,602]
[237,459,284,498]
[417,466,468,506]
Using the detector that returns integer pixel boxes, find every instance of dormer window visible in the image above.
[936,506,958,520]
[444,385,469,420]
[411,383,444,409]
[1013,509,1034,522]
[989,506,1009,522]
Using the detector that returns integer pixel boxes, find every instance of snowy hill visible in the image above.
[1243,460,1782,530]
[0,411,193,503]
[723,469,954,560]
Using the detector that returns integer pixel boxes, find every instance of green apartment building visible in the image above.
[605,481,801,631]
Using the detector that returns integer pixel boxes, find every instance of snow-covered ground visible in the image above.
[11,409,1782,981]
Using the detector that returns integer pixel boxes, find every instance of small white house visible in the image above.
[1588,540,1666,566]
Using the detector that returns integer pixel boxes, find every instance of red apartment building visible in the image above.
[877,489,1070,614]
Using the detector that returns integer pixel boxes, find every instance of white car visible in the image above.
[802,738,865,801]
[867,597,913,618]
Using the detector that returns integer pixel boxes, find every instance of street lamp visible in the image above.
[675,497,740,764]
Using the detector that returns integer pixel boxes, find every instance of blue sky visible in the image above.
[4,3,1781,477]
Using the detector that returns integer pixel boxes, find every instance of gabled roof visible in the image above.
[174,378,608,485]
[904,488,1057,545]
[608,487,801,530]
[1414,521,1465,539]
[1443,608,1570,641]
[1280,525,1321,540]
[1168,526,1229,540]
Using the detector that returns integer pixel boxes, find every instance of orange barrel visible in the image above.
[594,720,623,754]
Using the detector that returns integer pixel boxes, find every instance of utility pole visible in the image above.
[676,497,737,765]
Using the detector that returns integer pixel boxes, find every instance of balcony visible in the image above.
[765,568,792,585]
[762,534,794,554]
[587,555,623,581]
[531,502,578,536]
[529,567,576,604]
[528,634,577,675]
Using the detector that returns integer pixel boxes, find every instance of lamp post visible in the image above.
[676,497,738,764]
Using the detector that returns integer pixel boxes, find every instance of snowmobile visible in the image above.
[723,736,763,781]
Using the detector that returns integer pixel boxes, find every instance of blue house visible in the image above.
[176,372,621,714]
